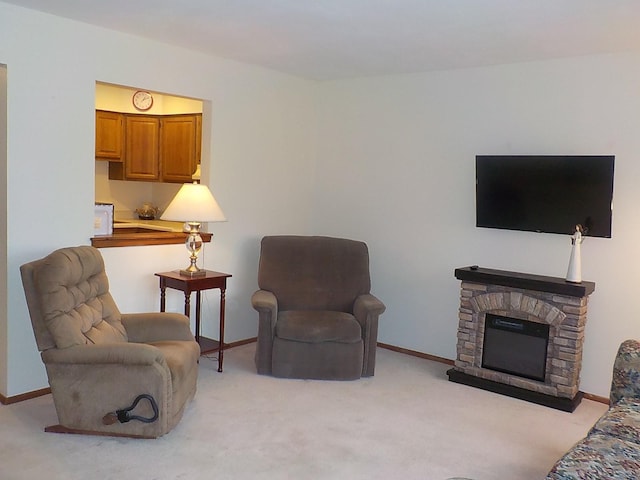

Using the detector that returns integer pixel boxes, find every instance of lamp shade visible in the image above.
[160,182,227,223]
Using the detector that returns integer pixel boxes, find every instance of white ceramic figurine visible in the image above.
[566,224,584,283]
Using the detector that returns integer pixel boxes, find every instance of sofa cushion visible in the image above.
[610,339,640,404]
[589,398,640,446]
[546,432,640,480]
[276,310,362,343]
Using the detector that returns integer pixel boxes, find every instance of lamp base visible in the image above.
[179,226,206,277]
[179,267,207,278]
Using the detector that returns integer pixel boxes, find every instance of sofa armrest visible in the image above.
[251,289,278,375]
[41,342,165,366]
[610,339,640,405]
[121,312,195,343]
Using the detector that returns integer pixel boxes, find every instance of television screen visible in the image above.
[476,155,614,238]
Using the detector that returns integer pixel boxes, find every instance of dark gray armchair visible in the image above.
[251,235,386,380]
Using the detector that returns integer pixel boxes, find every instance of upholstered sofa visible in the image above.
[546,339,640,479]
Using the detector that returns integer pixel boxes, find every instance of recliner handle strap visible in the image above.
[102,394,159,425]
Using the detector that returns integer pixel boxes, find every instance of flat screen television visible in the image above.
[476,155,614,238]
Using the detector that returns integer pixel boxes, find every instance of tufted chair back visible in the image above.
[21,245,127,351]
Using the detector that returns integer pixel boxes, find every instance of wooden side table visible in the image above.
[155,270,232,372]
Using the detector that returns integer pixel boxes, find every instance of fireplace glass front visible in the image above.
[482,313,549,382]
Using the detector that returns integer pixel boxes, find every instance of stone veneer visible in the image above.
[451,267,596,407]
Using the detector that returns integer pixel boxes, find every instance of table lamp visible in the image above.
[161,182,227,277]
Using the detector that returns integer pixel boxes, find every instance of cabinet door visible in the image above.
[195,114,202,173]
[95,110,123,160]
[160,114,200,183]
[125,116,160,181]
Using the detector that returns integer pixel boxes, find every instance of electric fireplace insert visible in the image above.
[482,313,550,382]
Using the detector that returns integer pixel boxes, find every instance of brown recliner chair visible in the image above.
[252,235,386,380]
[20,245,200,438]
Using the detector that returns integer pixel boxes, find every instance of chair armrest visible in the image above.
[353,294,386,325]
[121,312,195,343]
[251,289,278,314]
[610,339,640,405]
[353,294,386,377]
[251,289,278,337]
[41,343,165,366]
[251,290,278,375]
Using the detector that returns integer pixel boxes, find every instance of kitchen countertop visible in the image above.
[91,216,211,248]
[113,217,186,233]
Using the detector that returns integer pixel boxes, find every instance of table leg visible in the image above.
[218,287,226,372]
[195,290,201,344]
[183,291,191,320]
[159,283,166,312]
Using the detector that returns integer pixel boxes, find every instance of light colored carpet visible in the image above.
[0,344,608,480]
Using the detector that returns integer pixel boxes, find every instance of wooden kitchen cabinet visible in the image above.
[105,111,201,183]
[195,114,202,172]
[95,110,123,160]
[124,116,160,181]
[161,114,199,183]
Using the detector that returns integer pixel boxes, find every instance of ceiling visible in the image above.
[4,0,640,80]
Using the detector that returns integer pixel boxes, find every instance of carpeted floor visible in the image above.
[0,344,608,479]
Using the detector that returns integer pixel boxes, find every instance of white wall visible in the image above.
[0,2,316,397]
[314,53,640,397]
[2,2,639,400]
[0,64,7,395]
[95,82,203,115]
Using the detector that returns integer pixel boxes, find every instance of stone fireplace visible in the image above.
[447,266,595,412]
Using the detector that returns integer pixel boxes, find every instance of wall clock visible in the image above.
[132,90,153,111]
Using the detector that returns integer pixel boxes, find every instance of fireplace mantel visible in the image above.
[449,266,596,412]
[455,266,595,297]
